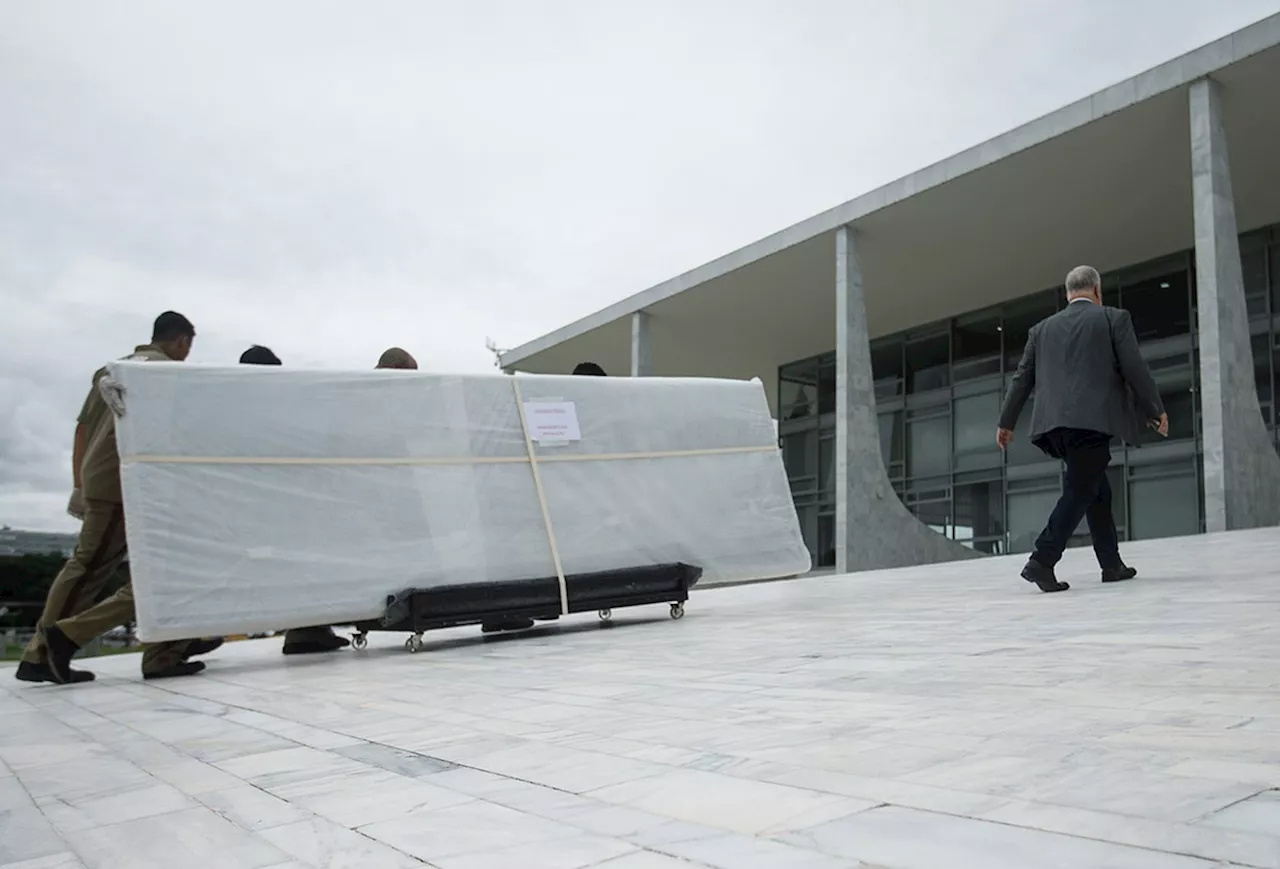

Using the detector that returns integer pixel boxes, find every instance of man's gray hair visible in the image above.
[1064,265,1101,295]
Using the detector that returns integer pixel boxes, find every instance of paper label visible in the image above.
[522,400,581,443]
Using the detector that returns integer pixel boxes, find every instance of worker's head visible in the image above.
[151,311,196,361]
[572,362,606,376]
[1064,265,1102,305]
[239,345,282,366]
[376,347,418,370]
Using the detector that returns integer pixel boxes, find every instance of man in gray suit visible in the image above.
[997,266,1169,593]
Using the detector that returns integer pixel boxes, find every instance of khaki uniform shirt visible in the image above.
[79,344,172,503]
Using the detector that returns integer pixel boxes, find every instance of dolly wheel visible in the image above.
[598,609,612,622]
[669,602,685,620]
[351,633,368,651]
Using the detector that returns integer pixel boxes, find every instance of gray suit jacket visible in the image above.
[998,300,1164,447]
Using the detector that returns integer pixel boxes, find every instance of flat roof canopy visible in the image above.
[502,17,1280,415]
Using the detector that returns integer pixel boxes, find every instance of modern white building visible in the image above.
[500,14,1280,572]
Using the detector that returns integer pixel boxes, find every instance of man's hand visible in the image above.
[67,488,86,521]
[1149,413,1169,438]
[996,427,1014,450]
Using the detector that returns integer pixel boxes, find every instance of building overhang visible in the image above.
[500,15,1280,415]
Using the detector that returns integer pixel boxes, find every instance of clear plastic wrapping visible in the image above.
[109,363,810,641]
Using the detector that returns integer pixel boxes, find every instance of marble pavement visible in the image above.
[3,527,1280,868]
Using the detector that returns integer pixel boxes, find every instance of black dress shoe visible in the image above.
[41,625,84,684]
[184,637,225,658]
[142,660,206,680]
[15,660,95,684]
[1101,564,1138,583]
[1021,559,1070,593]
[282,628,351,656]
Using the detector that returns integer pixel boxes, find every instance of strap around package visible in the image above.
[122,444,774,466]
[510,377,569,616]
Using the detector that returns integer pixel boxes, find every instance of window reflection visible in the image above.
[1121,270,1190,344]
[871,338,904,398]
[953,480,1004,552]
[1129,464,1200,540]
[1002,291,1057,371]
[1243,247,1268,319]
[953,315,1002,382]
[906,334,950,393]
[908,413,950,477]
[779,359,817,420]
[954,392,1000,455]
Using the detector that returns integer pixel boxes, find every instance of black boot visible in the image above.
[41,625,87,684]
[143,660,206,680]
[15,659,95,684]
[282,627,350,655]
[1021,559,1070,593]
[1101,563,1137,583]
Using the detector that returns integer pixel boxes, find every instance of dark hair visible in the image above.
[152,311,196,343]
[239,345,281,366]
[376,347,418,370]
[572,362,606,376]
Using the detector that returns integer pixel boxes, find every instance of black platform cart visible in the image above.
[349,562,701,652]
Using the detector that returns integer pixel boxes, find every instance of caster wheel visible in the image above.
[405,634,424,653]
[669,602,685,620]
[598,609,612,622]
[351,633,368,651]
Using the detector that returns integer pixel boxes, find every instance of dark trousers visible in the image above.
[1031,428,1121,569]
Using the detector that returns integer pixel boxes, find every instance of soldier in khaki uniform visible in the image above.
[27,313,223,685]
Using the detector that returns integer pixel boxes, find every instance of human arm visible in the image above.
[1109,309,1166,433]
[996,327,1037,447]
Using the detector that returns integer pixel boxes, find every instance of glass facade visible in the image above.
[780,224,1280,569]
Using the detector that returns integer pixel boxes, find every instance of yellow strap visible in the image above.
[122,444,775,466]
[511,377,569,616]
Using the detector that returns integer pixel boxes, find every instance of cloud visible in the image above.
[3,0,1279,530]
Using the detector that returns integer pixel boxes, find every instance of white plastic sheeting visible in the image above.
[110,362,810,641]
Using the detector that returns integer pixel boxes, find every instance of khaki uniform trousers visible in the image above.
[24,498,192,675]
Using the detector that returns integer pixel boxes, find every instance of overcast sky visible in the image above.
[3,0,1279,532]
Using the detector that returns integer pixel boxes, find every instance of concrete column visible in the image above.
[834,225,979,573]
[630,311,653,377]
[1189,77,1280,532]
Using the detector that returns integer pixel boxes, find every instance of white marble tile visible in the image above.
[14,758,153,804]
[981,799,1280,869]
[197,785,311,831]
[430,834,636,869]
[0,852,86,869]
[359,801,587,860]
[281,770,475,828]
[62,808,289,869]
[258,817,439,869]
[587,853,709,869]
[0,776,34,812]
[0,807,69,866]
[1199,789,1280,836]
[35,783,196,832]
[0,743,110,773]
[587,768,857,836]
[146,758,246,795]
[214,746,353,780]
[779,805,1217,868]
[654,834,861,869]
